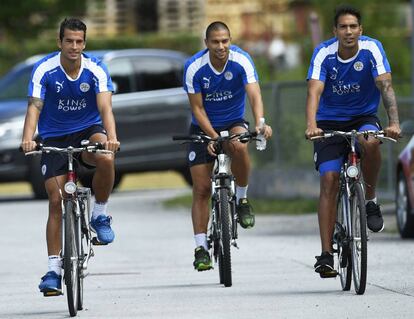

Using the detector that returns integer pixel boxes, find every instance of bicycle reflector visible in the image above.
[64,181,77,194]
[346,165,359,178]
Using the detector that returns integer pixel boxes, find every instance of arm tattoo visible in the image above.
[28,97,44,112]
[376,78,399,125]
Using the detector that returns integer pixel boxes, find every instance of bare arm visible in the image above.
[188,93,218,139]
[305,79,324,138]
[187,93,219,156]
[245,82,272,138]
[375,72,401,139]
[20,97,43,152]
[96,91,120,152]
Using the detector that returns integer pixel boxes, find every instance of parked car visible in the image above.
[0,49,192,199]
[395,120,414,237]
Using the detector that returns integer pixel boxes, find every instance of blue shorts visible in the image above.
[187,120,249,167]
[40,124,107,180]
[313,115,382,175]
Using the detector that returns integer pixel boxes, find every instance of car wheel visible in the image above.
[396,170,414,238]
[79,171,123,191]
[178,167,192,186]
[28,155,48,199]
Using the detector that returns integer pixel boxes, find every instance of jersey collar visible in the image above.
[207,52,229,75]
[58,52,85,81]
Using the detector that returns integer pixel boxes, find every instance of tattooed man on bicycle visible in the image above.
[183,21,272,271]
[20,18,120,295]
[304,5,400,277]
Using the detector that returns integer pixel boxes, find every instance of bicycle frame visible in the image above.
[210,143,237,246]
[24,142,112,316]
[172,130,257,288]
[61,148,93,276]
[313,130,396,294]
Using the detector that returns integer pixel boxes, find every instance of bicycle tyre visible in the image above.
[64,200,79,317]
[351,182,367,295]
[336,190,352,291]
[211,198,224,284]
[77,199,86,310]
[218,188,232,287]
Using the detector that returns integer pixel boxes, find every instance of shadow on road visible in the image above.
[0,194,37,203]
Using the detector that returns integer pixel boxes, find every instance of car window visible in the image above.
[131,56,183,91]
[0,66,32,100]
[106,58,135,94]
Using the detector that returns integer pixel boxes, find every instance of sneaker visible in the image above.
[366,202,384,232]
[39,271,62,296]
[91,215,115,244]
[193,246,213,271]
[314,251,337,278]
[237,198,255,229]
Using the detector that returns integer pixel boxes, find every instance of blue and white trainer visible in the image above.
[91,215,115,244]
[39,271,62,296]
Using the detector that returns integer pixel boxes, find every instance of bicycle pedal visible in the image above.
[319,270,338,278]
[43,290,63,297]
[92,237,108,246]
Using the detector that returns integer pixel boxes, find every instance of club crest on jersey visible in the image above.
[55,81,64,93]
[224,71,233,80]
[80,82,90,92]
[354,61,364,71]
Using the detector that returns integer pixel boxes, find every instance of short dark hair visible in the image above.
[205,21,231,39]
[59,18,87,41]
[334,5,361,26]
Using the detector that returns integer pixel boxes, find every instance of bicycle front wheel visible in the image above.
[336,190,352,291]
[63,200,80,316]
[218,188,232,287]
[350,182,367,295]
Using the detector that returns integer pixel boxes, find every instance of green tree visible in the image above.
[0,0,86,41]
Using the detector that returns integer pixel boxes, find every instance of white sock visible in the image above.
[236,185,248,203]
[92,201,107,220]
[194,233,208,250]
[48,255,62,275]
[365,197,377,204]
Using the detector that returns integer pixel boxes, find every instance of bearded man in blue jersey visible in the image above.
[20,18,120,295]
[305,5,401,277]
[183,21,272,271]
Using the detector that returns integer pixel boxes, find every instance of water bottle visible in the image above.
[256,117,267,151]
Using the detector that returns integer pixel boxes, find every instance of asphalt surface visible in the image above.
[0,189,414,318]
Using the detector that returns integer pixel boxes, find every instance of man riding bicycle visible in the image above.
[305,5,401,277]
[183,21,272,271]
[20,18,120,295]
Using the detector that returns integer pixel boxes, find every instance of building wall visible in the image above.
[158,0,204,34]
[83,0,305,41]
[84,0,136,37]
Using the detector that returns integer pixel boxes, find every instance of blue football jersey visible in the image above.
[28,51,113,139]
[183,45,258,127]
[307,35,391,121]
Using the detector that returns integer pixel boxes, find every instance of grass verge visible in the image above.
[163,193,318,215]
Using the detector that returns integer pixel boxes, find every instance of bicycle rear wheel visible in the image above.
[218,188,232,287]
[64,200,80,317]
[351,182,367,295]
[336,190,352,291]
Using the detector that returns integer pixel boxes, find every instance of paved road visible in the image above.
[0,189,414,318]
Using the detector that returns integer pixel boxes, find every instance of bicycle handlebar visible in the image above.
[172,131,258,144]
[309,130,397,143]
[21,142,114,156]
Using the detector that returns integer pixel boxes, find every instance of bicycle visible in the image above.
[24,141,113,317]
[173,130,257,287]
[311,130,396,295]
